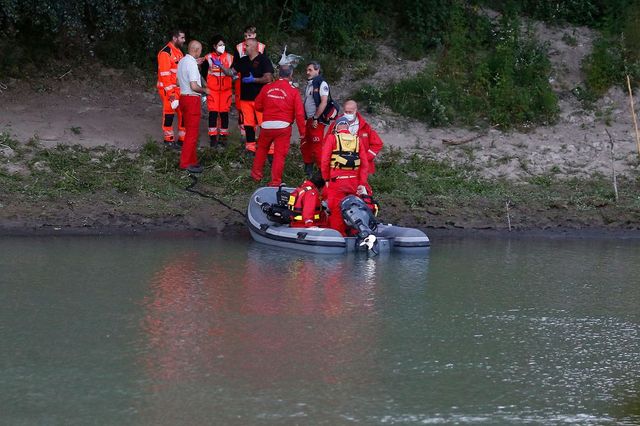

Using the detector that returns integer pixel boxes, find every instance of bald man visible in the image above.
[232,37,274,155]
[327,100,384,174]
[177,40,210,173]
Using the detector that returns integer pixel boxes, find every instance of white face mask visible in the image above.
[216,45,225,54]
[343,113,356,122]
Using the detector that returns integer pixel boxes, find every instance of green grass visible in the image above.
[1,133,639,230]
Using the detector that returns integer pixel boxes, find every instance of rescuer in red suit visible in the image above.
[250,64,306,187]
[321,116,369,236]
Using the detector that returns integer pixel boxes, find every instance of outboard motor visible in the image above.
[255,184,294,225]
[341,195,379,252]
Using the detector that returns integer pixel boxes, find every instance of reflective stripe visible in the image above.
[331,175,357,181]
[208,71,226,77]
[170,69,177,73]
[159,71,171,76]
[164,84,176,91]
[368,149,377,156]
[261,120,291,129]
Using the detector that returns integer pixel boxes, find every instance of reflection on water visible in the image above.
[1,236,639,424]
[137,244,429,423]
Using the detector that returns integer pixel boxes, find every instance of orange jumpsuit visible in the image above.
[157,42,185,143]
[203,51,234,137]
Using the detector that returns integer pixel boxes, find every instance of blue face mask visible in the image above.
[343,113,356,121]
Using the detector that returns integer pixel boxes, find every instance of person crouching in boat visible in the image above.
[321,116,370,236]
[288,173,327,228]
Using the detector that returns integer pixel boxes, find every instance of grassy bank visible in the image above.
[1,133,639,234]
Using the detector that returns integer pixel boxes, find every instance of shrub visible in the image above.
[364,9,558,129]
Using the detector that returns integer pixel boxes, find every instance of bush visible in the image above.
[582,4,640,96]
[358,8,558,129]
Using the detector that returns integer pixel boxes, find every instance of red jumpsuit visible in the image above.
[302,119,325,168]
[288,180,326,228]
[321,129,369,236]
[327,112,384,174]
[251,78,306,187]
[157,42,185,143]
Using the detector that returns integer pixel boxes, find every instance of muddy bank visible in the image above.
[2,190,639,240]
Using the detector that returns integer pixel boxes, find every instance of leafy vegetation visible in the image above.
[582,3,640,97]
[357,6,558,129]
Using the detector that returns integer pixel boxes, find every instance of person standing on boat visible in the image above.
[321,116,369,236]
[328,99,383,175]
[250,64,306,187]
[288,173,327,228]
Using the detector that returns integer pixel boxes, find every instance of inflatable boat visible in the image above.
[246,186,430,255]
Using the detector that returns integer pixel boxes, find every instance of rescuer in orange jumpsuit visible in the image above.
[201,35,234,148]
[321,116,370,236]
[157,29,186,149]
[235,25,266,138]
[250,64,305,186]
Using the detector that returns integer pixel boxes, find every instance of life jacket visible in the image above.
[205,52,234,92]
[287,184,321,223]
[331,133,361,170]
[310,76,339,124]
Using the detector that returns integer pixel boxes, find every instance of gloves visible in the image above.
[357,185,367,196]
[212,58,222,67]
[242,72,255,83]
[201,95,207,104]
[170,99,179,110]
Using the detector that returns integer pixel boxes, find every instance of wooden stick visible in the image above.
[605,129,619,202]
[626,74,640,156]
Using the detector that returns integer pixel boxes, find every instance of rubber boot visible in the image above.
[209,135,218,148]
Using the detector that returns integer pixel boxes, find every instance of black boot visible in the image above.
[209,135,218,148]
[218,134,227,149]
[304,163,314,178]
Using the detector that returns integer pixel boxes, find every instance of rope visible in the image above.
[185,174,246,218]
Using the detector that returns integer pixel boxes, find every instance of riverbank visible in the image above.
[1,134,638,238]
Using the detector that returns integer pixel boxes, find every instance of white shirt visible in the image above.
[304,79,330,118]
[177,54,202,96]
[349,117,360,135]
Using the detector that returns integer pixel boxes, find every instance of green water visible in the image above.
[1,235,639,425]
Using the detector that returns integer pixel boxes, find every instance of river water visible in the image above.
[1,235,639,425]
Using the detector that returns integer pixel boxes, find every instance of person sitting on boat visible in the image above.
[288,173,327,228]
[321,116,369,236]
